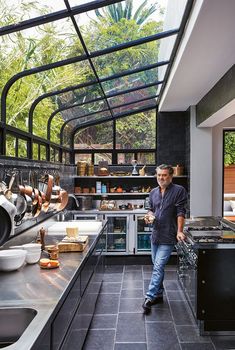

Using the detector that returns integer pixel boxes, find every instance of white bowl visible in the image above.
[22,243,41,252]
[25,250,41,264]
[0,250,26,271]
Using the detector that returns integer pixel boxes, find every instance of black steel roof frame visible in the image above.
[1,28,178,125]
[64,0,116,125]
[29,60,169,134]
[0,0,193,163]
[59,93,159,146]
[71,104,155,138]
[48,79,162,142]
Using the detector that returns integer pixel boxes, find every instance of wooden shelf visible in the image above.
[74,192,150,196]
[74,175,187,179]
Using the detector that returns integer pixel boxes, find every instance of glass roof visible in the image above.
[0,0,192,144]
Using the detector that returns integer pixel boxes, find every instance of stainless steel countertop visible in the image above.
[0,218,103,350]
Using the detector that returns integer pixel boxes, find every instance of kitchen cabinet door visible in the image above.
[105,214,129,254]
[135,214,151,254]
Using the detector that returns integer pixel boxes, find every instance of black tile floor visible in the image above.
[82,265,235,350]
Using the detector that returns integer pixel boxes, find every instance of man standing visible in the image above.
[142,164,187,314]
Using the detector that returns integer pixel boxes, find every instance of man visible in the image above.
[142,164,187,314]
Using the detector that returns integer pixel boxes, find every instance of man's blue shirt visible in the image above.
[149,182,187,244]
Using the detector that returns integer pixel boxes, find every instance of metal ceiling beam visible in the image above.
[59,93,159,144]
[28,60,168,132]
[71,104,156,138]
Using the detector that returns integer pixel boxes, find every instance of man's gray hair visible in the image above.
[156,164,174,175]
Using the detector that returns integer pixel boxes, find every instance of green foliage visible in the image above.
[0,0,163,161]
[94,0,160,26]
[224,132,235,166]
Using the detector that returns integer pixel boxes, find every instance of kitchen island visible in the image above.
[0,219,106,350]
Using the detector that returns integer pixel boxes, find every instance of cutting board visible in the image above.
[220,230,235,239]
[58,236,88,252]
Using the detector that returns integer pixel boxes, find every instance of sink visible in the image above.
[0,308,37,348]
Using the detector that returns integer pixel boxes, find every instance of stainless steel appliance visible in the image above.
[176,223,235,335]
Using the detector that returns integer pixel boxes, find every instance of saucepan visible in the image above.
[0,194,17,246]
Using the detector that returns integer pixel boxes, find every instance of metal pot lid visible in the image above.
[0,206,12,246]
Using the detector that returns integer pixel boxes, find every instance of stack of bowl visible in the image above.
[22,243,42,264]
[10,243,42,264]
[0,249,27,271]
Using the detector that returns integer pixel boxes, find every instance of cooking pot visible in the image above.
[0,194,17,245]
[76,196,93,211]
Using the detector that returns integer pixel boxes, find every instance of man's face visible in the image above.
[156,169,173,188]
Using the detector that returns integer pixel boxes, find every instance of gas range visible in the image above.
[185,228,235,245]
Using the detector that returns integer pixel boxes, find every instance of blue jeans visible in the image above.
[146,243,174,301]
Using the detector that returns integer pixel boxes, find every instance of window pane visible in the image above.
[94,153,112,165]
[40,144,47,161]
[55,149,60,163]
[18,139,28,158]
[75,153,92,164]
[50,147,55,162]
[33,143,39,160]
[0,1,66,27]
[117,153,135,165]
[116,110,156,149]
[137,152,155,164]
[6,134,16,157]
[62,151,71,164]
[74,121,113,149]
[75,2,165,52]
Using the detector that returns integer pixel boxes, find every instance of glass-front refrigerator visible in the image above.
[136,214,151,254]
[105,214,128,254]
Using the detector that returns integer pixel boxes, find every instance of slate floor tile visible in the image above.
[123,271,143,280]
[103,272,123,282]
[146,321,180,350]
[121,288,144,298]
[164,270,178,280]
[164,280,181,291]
[94,293,120,314]
[180,343,215,350]
[101,282,122,293]
[116,313,146,342]
[169,300,195,325]
[119,297,143,313]
[90,314,117,329]
[166,290,186,301]
[122,280,143,289]
[82,329,115,350]
[115,343,147,350]
[104,265,124,273]
[211,335,235,349]
[125,265,143,271]
[175,325,211,343]
[145,306,172,322]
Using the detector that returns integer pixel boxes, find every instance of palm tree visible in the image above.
[95,0,160,25]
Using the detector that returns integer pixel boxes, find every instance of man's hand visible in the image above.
[176,231,186,241]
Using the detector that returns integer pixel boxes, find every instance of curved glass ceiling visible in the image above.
[0,0,191,144]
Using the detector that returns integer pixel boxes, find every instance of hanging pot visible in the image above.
[0,194,17,246]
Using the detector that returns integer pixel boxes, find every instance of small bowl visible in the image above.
[0,250,26,272]
[25,250,41,264]
[22,243,41,251]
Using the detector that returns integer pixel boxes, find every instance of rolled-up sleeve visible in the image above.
[175,187,187,217]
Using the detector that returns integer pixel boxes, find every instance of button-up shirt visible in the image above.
[149,182,187,244]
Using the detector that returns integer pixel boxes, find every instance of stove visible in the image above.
[186,229,235,244]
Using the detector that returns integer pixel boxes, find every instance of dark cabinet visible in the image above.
[51,227,106,350]
[52,274,81,350]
